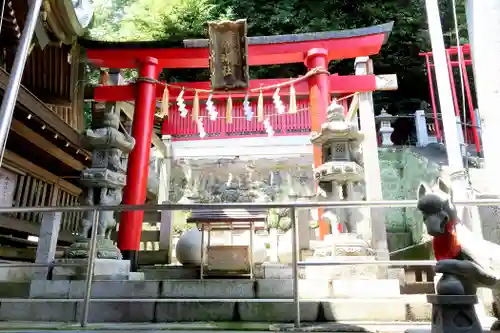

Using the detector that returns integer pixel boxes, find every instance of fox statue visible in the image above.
[417,177,500,330]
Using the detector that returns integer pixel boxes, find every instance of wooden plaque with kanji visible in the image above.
[208,19,249,90]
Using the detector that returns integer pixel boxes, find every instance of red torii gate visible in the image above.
[419,44,481,155]
[82,22,394,270]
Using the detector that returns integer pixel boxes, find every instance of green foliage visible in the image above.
[86,0,469,113]
[172,210,194,235]
[266,208,292,232]
[88,0,220,41]
[83,102,92,129]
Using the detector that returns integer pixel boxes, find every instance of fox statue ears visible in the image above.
[417,177,453,199]
[417,183,431,199]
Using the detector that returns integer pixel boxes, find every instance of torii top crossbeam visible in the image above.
[79,22,394,270]
[81,22,393,69]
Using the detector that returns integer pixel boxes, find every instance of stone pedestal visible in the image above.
[33,212,61,280]
[380,128,394,146]
[317,233,375,256]
[52,259,133,280]
[303,253,400,297]
[308,233,391,280]
[427,294,482,333]
[65,238,122,260]
[304,255,379,280]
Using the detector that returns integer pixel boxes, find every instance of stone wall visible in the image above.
[169,160,315,204]
[386,232,413,252]
[379,147,441,245]
[167,147,441,249]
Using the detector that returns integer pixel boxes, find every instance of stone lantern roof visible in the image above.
[375,109,397,123]
[310,101,364,145]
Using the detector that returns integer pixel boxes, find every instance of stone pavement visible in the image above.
[0,322,497,333]
[0,322,433,332]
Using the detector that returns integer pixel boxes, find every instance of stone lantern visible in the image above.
[375,109,395,146]
[310,100,373,252]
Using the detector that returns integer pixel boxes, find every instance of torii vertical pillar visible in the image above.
[118,57,159,271]
[355,57,389,260]
[305,48,330,240]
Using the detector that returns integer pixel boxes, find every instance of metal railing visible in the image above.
[1,198,499,327]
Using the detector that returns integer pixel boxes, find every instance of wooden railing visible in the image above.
[163,98,311,141]
[9,170,56,225]
[56,188,82,235]
[46,104,83,134]
[2,150,82,239]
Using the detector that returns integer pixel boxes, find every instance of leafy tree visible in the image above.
[87,0,134,40]
[86,0,470,115]
[119,0,177,40]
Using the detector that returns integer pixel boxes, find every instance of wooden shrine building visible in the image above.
[0,1,92,258]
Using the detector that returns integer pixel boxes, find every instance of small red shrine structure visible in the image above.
[81,22,394,269]
[420,44,482,155]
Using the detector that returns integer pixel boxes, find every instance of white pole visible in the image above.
[424,0,464,168]
[424,0,482,235]
[0,0,43,166]
[429,0,489,318]
[466,0,500,193]
[159,135,173,263]
[465,2,500,321]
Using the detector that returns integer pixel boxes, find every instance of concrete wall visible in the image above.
[172,135,312,160]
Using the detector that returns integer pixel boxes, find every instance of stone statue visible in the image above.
[417,176,500,332]
[98,188,122,239]
[78,188,95,239]
[64,103,135,260]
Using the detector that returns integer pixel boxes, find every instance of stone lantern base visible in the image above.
[64,237,122,260]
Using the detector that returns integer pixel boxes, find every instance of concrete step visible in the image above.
[0,282,29,297]
[0,297,431,322]
[0,280,432,322]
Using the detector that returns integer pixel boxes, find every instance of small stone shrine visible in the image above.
[64,102,135,260]
[375,108,395,146]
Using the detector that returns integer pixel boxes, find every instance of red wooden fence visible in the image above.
[162,98,312,141]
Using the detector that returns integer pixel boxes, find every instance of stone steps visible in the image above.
[0,297,431,322]
[0,280,432,322]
